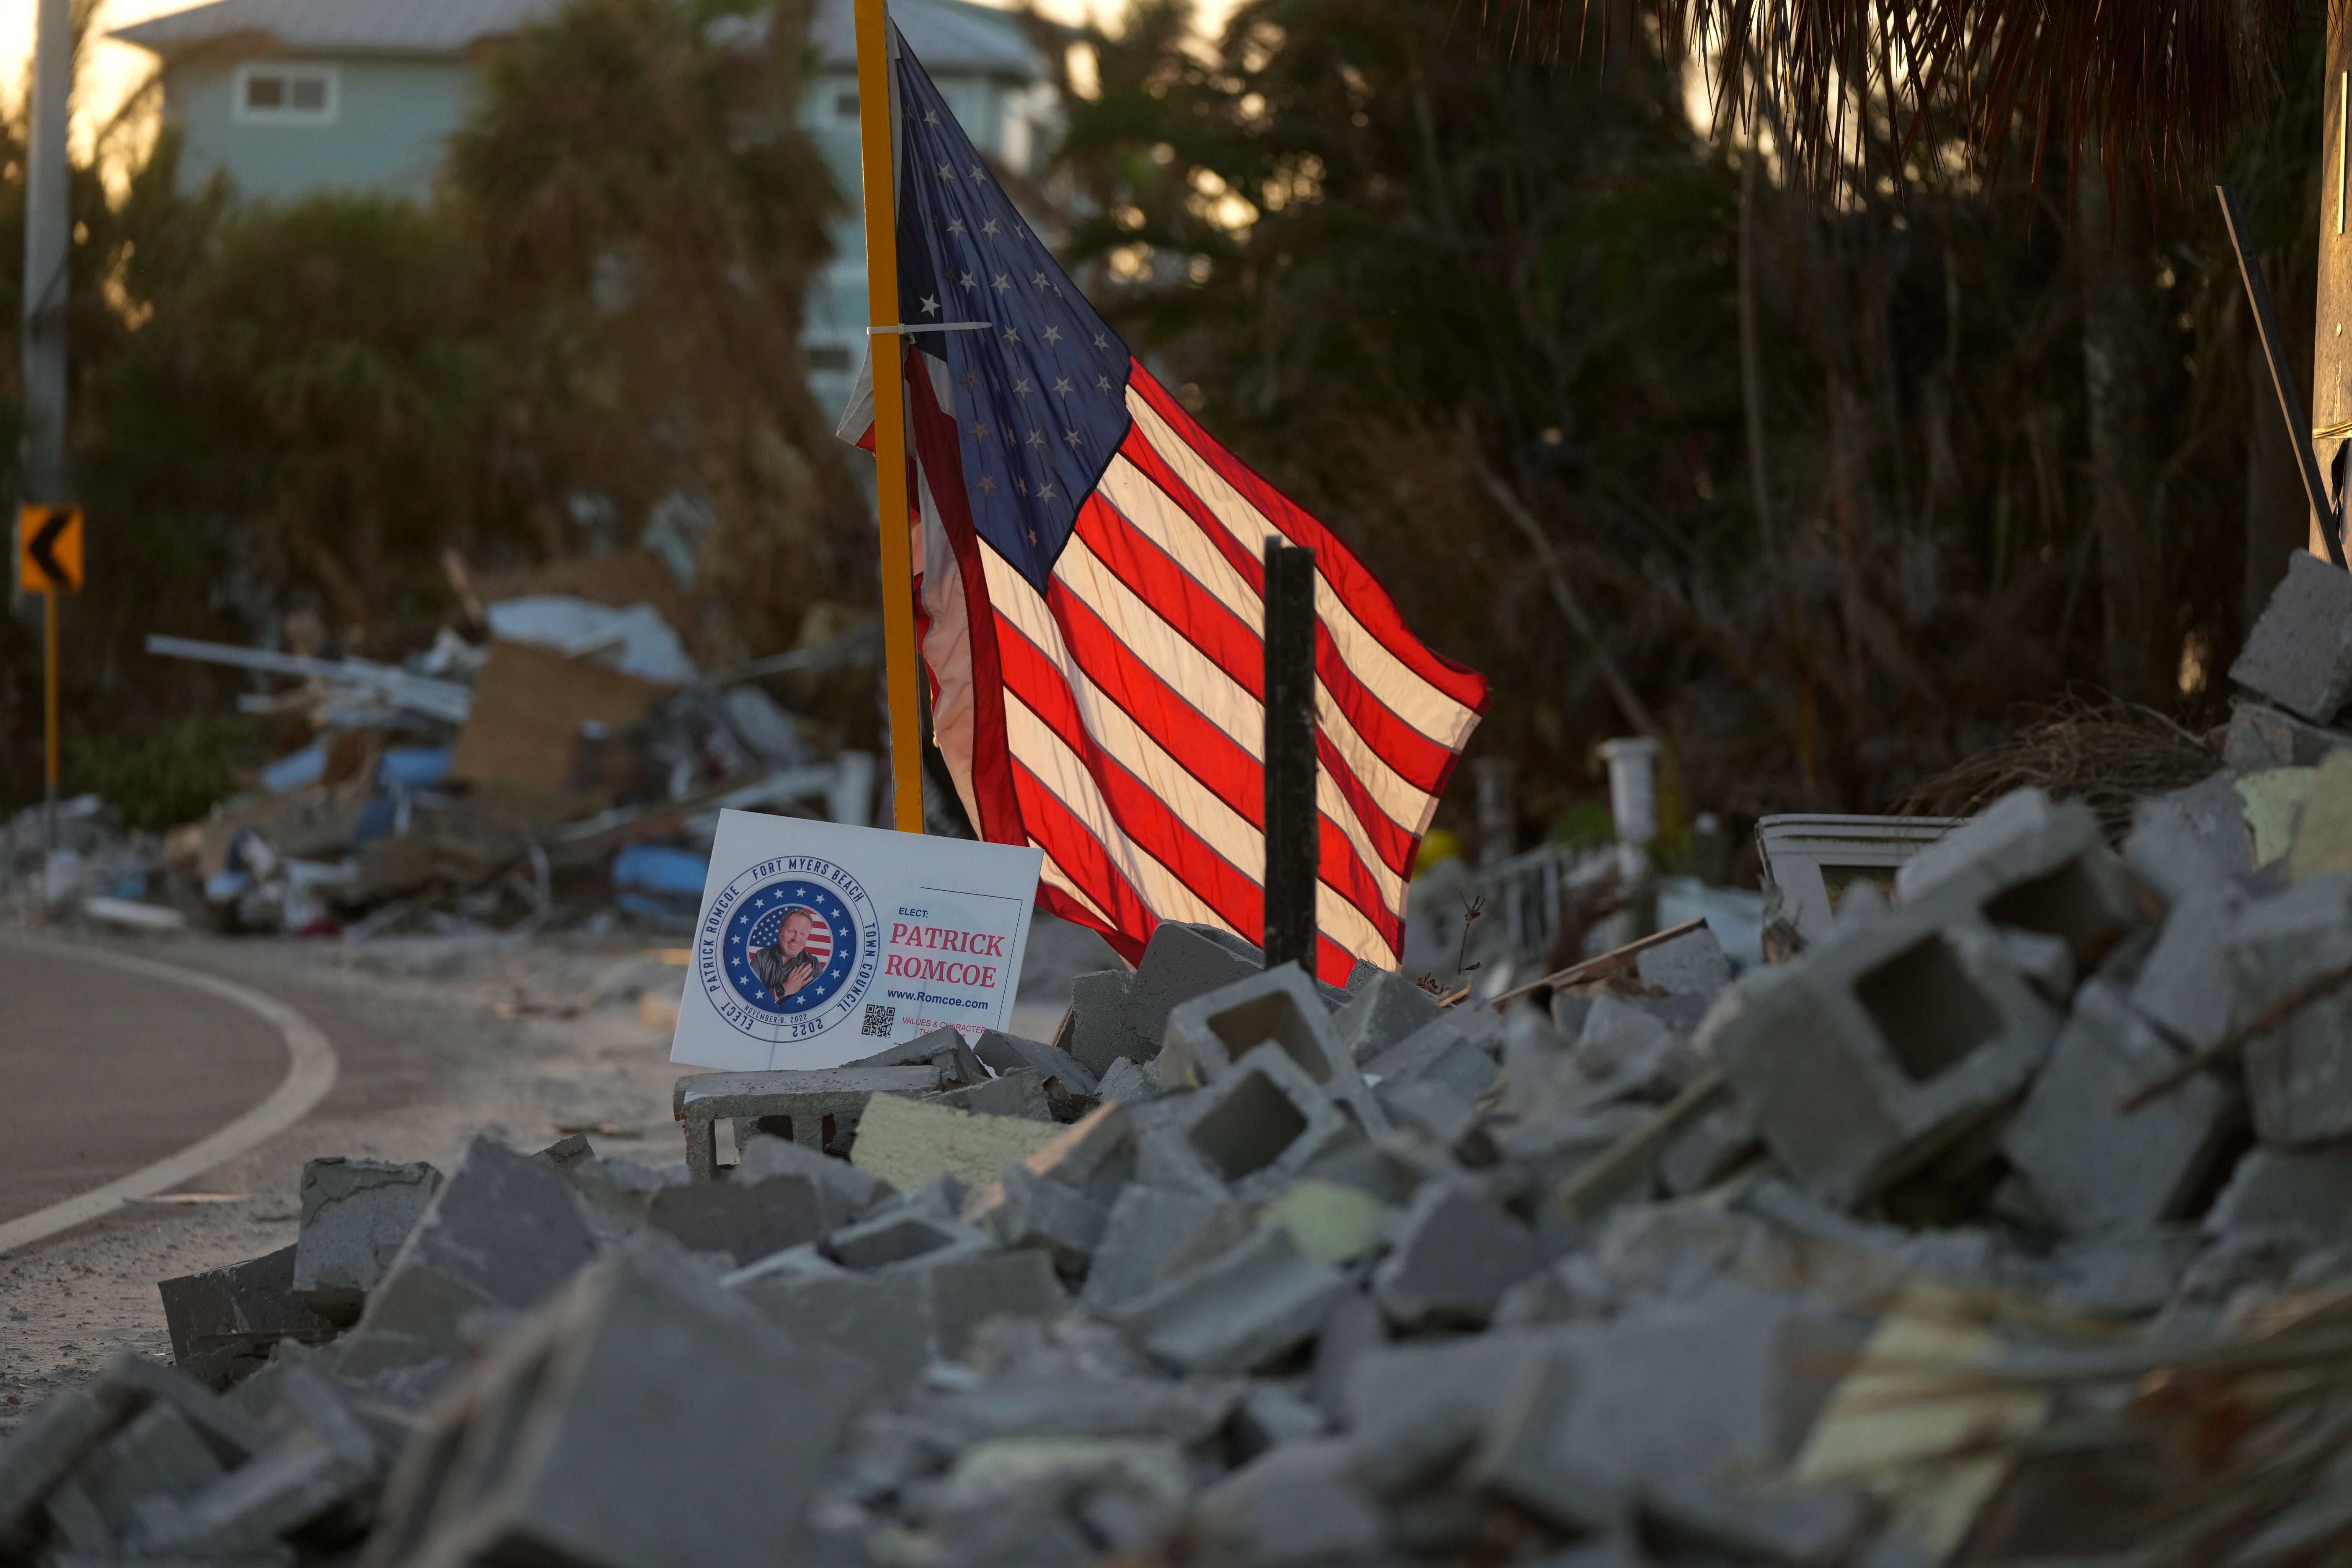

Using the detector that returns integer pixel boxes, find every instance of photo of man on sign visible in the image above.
[747,906,825,1000]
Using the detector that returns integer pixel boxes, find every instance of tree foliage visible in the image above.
[1053,0,2324,848]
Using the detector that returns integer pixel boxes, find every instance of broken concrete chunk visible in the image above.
[1656,1103,1760,1196]
[926,1250,1068,1364]
[643,1172,828,1265]
[1082,1185,1247,1309]
[1095,1055,1163,1103]
[0,1357,268,1551]
[2227,876,2352,1145]
[930,1069,1057,1122]
[157,1246,337,1387]
[2001,981,2240,1237]
[1367,1019,1498,1110]
[854,1024,989,1087]
[1371,1184,1541,1329]
[825,1207,985,1270]
[2125,775,2252,902]
[1634,925,1732,996]
[2130,886,2243,1050]
[534,1133,594,1169]
[1333,970,1442,1064]
[290,1158,442,1326]
[372,1249,874,1568]
[2205,1143,2352,1238]
[2225,696,2352,775]
[848,1088,1065,1193]
[1705,892,2061,1205]
[332,1136,601,1399]
[730,1133,895,1226]
[2230,549,2352,722]
[974,1029,1101,1098]
[1060,967,1143,1076]
[1114,1227,1349,1375]
[984,1161,1111,1272]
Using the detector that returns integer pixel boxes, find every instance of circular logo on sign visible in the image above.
[697,859,879,1044]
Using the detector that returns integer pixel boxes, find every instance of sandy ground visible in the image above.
[0,911,1116,1439]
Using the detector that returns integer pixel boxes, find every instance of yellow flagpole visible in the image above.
[853,0,926,835]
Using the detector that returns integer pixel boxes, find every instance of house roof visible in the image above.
[113,0,1046,74]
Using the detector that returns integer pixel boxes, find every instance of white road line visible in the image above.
[0,937,338,1257]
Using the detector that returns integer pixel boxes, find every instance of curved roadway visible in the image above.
[0,945,292,1225]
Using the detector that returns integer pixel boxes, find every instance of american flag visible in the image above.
[841,26,1488,984]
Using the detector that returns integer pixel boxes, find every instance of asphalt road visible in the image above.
[0,945,291,1226]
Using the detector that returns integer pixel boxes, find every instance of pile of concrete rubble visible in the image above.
[13,565,2352,1565]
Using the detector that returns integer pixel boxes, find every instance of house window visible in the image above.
[235,64,338,124]
[836,90,859,121]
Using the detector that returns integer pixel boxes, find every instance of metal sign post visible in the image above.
[852,0,926,835]
[1261,541,1318,972]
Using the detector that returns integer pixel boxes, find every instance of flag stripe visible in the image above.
[1042,565,1412,920]
[1075,478,1452,832]
[1106,410,1467,801]
[1004,573,1406,939]
[1127,369,1489,718]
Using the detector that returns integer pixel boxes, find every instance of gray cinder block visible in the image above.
[1657,1104,1760,1196]
[2229,549,2352,722]
[928,1069,1056,1122]
[823,1207,983,1271]
[973,1029,1100,1099]
[2206,1142,2352,1237]
[1095,1055,1163,1103]
[1333,971,1442,1064]
[1703,894,2062,1205]
[2130,887,2243,1050]
[157,1246,336,1387]
[1127,921,1263,1040]
[1166,1042,1352,1194]
[730,1134,895,1227]
[854,1024,988,1087]
[1162,963,1388,1136]
[291,1158,442,1326]
[673,1064,945,1178]
[1057,968,1142,1077]
[2126,774,2256,897]
[733,1244,1063,1387]
[1112,1227,1349,1374]
[1895,788,2146,970]
[129,1365,378,1558]
[2001,982,2241,1237]
[2224,697,2352,774]
[1635,925,1733,996]
[644,1173,828,1265]
[56,1401,227,1545]
[0,1357,268,1551]
[369,1248,875,1568]
[2228,877,2352,1145]
[330,1137,600,1402]
[1371,1185,1542,1329]
[1081,1185,1246,1308]
[1367,1020,1497,1109]
[984,1161,1111,1272]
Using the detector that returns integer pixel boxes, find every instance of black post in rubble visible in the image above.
[1262,541,1319,973]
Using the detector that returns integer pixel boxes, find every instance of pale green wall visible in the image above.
[165,54,475,203]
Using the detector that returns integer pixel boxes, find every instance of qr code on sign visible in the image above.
[861,1004,897,1038]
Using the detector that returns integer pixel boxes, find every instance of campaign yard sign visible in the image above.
[668,810,1046,1072]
